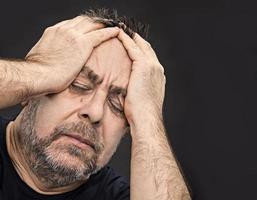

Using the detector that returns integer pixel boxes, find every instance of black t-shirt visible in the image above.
[0,117,130,200]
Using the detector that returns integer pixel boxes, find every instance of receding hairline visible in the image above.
[82,8,149,39]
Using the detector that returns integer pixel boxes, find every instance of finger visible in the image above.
[73,17,105,34]
[134,33,164,74]
[57,16,86,28]
[84,27,120,48]
[52,19,71,28]
[117,30,144,61]
[52,17,76,28]
[52,17,80,28]
[133,33,158,60]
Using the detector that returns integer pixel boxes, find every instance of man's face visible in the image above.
[18,38,132,186]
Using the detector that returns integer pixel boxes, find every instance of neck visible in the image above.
[6,120,83,195]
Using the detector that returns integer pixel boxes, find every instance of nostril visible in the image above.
[93,120,101,127]
[79,113,101,127]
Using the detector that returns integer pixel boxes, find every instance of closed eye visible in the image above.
[70,82,92,93]
[108,95,125,118]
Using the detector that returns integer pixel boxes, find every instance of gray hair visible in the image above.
[83,8,149,39]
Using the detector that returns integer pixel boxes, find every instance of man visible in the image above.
[0,8,191,200]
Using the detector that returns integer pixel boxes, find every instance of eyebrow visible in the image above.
[80,66,103,85]
[80,66,127,96]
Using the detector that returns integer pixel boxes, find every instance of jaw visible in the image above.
[95,144,119,168]
[43,139,98,170]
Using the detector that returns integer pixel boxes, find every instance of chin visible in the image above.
[46,150,85,169]
[45,144,95,168]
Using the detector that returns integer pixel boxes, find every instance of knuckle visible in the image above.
[66,29,76,37]
[145,41,152,48]
[158,65,165,74]
[44,26,54,34]
[132,44,139,50]
[83,16,93,22]
[56,25,67,34]
[159,67,165,75]
[65,29,77,41]
[162,75,166,84]
[58,26,74,35]
[152,63,165,74]
[75,15,84,20]
[56,29,79,46]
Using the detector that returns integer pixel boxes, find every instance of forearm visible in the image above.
[130,113,191,200]
[0,59,47,109]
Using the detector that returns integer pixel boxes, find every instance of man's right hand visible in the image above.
[0,16,119,109]
[25,16,119,94]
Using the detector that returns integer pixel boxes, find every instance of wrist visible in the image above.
[126,103,163,128]
[128,108,164,140]
[7,59,51,98]
[23,60,53,95]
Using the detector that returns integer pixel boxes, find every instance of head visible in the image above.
[16,8,148,188]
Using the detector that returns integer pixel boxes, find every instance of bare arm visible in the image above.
[0,59,47,109]
[118,30,191,199]
[130,113,191,200]
[0,16,120,110]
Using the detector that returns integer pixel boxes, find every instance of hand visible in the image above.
[117,30,166,126]
[25,16,120,94]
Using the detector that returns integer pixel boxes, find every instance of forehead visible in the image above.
[81,38,132,88]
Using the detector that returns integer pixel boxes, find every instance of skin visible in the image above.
[117,31,191,200]
[0,16,120,108]
[7,37,132,194]
[0,15,191,199]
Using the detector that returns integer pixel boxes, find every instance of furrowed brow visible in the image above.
[80,66,127,96]
[80,66,103,85]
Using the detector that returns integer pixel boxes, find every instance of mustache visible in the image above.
[48,121,104,154]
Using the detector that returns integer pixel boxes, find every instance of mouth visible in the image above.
[62,133,95,151]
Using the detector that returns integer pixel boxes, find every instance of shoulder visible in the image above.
[103,166,129,187]
[93,166,130,200]
[0,116,4,165]
[0,116,11,165]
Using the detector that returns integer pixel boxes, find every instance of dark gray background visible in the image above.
[1,0,257,199]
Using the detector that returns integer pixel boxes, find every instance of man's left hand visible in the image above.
[117,30,166,128]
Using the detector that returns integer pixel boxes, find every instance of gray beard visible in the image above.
[16,100,104,188]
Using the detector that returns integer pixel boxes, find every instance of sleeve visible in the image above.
[0,116,3,188]
[102,167,130,200]
[110,176,130,200]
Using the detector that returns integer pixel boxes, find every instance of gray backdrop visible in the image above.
[1,0,257,199]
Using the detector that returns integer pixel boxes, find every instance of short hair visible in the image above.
[83,8,149,39]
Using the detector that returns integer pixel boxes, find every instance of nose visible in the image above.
[78,92,106,126]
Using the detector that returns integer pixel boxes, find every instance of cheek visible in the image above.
[96,110,127,166]
[33,93,81,139]
[33,102,59,139]
[102,108,127,145]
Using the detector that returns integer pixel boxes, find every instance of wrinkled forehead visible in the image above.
[81,38,132,86]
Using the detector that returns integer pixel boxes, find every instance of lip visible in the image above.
[63,134,95,150]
